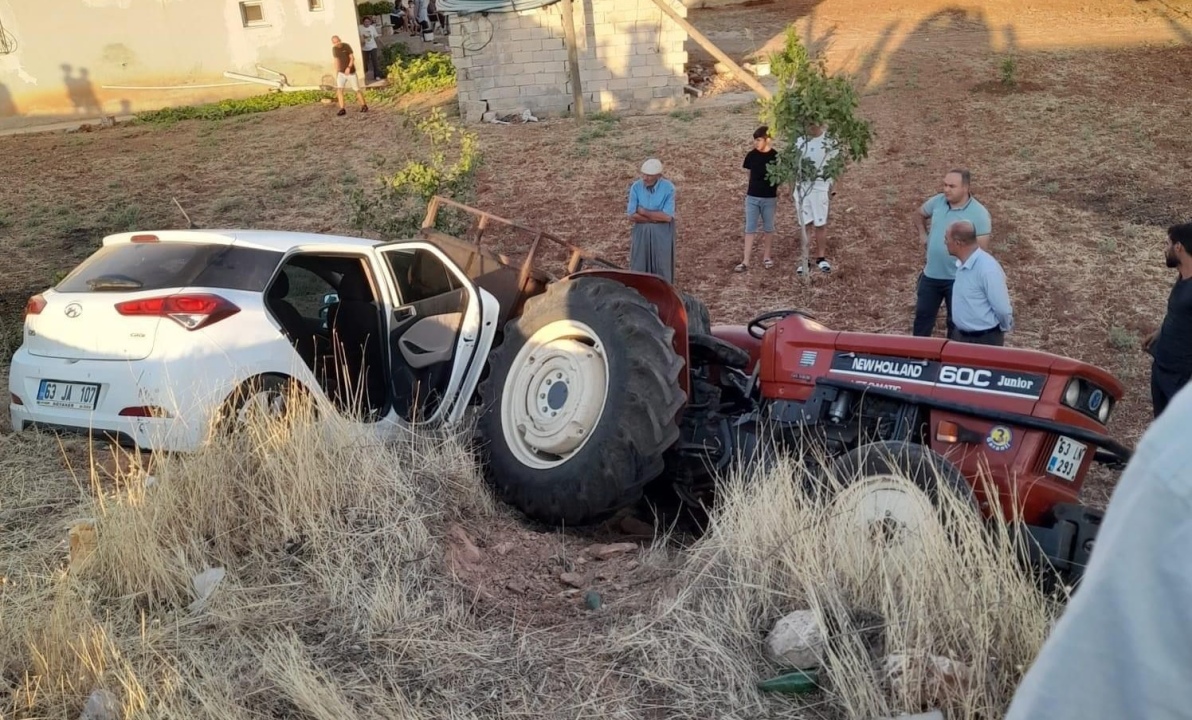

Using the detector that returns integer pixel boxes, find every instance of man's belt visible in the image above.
[955,326,1000,338]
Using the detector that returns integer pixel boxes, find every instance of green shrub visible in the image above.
[999,55,1018,86]
[385,52,456,95]
[356,1,394,17]
[135,90,334,125]
[348,108,481,239]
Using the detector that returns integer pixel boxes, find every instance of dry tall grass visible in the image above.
[1,403,1063,719]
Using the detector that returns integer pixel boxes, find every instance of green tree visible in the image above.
[762,26,873,283]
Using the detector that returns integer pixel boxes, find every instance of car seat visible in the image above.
[327,267,385,414]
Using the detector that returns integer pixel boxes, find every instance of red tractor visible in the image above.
[419,197,1130,585]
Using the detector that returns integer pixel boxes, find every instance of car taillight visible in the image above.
[115,293,240,330]
[24,294,46,318]
[11,393,23,406]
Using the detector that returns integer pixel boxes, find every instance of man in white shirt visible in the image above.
[793,123,841,275]
[1005,379,1192,719]
[359,17,381,81]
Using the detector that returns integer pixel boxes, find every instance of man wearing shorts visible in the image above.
[794,122,840,275]
[736,126,780,272]
[331,35,368,116]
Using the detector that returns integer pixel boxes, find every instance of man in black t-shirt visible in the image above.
[331,35,368,116]
[735,126,781,272]
[1143,222,1192,418]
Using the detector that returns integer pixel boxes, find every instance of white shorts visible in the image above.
[336,71,359,90]
[799,188,831,227]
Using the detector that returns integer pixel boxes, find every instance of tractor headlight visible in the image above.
[1098,396,1112,424]
[1064,379,1081,407]
[1063,377,1113,425]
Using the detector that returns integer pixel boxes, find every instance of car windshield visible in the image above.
[56,242,282,293]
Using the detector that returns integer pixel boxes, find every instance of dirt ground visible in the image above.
[0,0,1189,547]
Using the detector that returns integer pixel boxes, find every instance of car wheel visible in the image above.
[216,374,306,436]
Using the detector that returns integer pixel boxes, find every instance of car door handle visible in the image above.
[393,305,416,322]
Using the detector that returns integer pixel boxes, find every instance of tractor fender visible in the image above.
[566,269,690,397]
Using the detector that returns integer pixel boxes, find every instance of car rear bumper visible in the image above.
[8,349,220,452]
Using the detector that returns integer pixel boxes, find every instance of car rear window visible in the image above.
[56,242,283,293]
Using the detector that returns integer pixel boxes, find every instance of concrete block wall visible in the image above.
[447,0,689,123]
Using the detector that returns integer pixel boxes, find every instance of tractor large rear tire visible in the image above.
[476,277,686,526]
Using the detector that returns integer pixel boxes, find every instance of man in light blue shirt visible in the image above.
[911,169,992,336]
[945,220,1012,346]
[626,158,677,283]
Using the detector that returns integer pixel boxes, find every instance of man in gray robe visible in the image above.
[626,158,677,284]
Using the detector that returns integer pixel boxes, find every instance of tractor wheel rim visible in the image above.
[501,320,609,469]
[831,474,938,548]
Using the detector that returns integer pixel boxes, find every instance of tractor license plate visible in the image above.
[36,379,100,411]
[1046,436,1087,482]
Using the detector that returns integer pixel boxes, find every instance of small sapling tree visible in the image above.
[762,27,873,283]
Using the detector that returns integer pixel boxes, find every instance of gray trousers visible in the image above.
[629,220,675,284]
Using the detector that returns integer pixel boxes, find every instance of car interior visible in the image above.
[265,254,388,420]
[263,248,470,423]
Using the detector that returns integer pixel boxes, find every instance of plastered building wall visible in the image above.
[447,0,689,123]
[0,0,362,130]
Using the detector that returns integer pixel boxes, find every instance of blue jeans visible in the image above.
[913,273,954,337]
[744,195,777,234]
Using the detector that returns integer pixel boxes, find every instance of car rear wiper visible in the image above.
[86,275,144,291]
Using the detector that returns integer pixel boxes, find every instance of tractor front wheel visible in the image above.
[476,277,686,526]
[821,441,978,564]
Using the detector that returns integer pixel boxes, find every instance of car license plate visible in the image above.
[1046,435,1087,482]
[36,379,100,411]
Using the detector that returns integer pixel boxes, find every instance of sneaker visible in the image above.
[734,263,748,273]
[763,258,774,269]
[336,108,346,116]
[816,258,832,273]
[360,104,369,113]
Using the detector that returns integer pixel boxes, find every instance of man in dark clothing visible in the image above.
[331,35,368,116]
[735,126,780,272]
[1143,222,1192,418]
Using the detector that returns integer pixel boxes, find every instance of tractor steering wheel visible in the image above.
[747,309,817,339]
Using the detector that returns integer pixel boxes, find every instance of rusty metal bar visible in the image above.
[420,195,620,277]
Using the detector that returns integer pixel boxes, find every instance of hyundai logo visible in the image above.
[1088,388,1103,412]
[64,303,83,318]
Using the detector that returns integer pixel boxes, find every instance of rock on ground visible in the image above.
[78,689,118,720]
[766,610,827,669]
[883,653,973,708]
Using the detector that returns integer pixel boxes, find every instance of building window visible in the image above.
[308,0,324,9]
[240,1,266,26]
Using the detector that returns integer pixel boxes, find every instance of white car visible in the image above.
[8,229,499,450]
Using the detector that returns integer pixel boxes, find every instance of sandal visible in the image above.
[734,263,748,273]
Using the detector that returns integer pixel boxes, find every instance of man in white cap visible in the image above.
[626,158,677,283]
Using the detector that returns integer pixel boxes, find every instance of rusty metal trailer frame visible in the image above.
[418,194,622,322]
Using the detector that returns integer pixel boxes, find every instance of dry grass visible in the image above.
[1,399,1062,719]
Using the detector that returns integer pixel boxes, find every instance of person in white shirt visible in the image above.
[359,17,381,81]
[1005,379,1192,719]
[793,123,841,275]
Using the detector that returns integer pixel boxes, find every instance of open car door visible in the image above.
[373,241,498,425]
